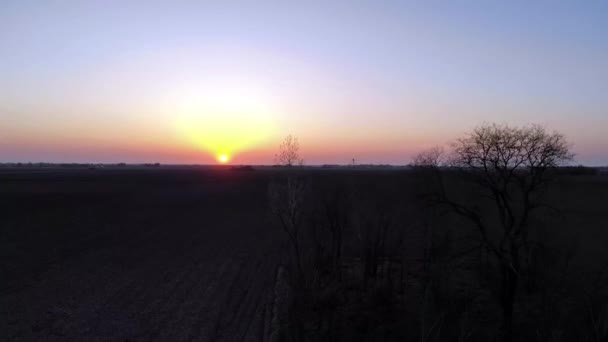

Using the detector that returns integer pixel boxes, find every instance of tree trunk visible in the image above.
[501,265,518,342]
[290,237,304,284]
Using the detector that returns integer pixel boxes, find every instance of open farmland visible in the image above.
[0,167,284,341]
[1,167,608,341]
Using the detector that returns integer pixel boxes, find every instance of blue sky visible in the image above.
[1,1,607,164]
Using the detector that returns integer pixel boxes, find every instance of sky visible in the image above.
[1,1,607,165]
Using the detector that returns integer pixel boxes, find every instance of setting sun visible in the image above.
[218,154,230,163]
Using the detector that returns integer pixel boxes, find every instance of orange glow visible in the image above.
[171,78,277,160]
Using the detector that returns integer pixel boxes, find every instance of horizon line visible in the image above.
[1,162,606,168]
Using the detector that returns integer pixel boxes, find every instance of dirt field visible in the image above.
[0,167,285,341]
[1,167,607,341]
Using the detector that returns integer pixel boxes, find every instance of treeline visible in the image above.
[268,124,608,342]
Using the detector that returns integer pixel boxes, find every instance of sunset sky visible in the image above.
[2,1,607,165]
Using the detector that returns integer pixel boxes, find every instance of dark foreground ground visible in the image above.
[1,167,607,341]
[0,167,286,341]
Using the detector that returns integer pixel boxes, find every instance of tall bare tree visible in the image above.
[268,177,308,281]
[275,135,303,167]
[438,123,573,341]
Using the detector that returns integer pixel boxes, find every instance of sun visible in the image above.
[218,154,230,163]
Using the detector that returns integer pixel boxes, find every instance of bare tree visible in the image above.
[438,123,573,341]
[413,145,449,342]
[413,146,445,168]
[412,145,446,200]
[275,135,304,167]
[268,177,308,281]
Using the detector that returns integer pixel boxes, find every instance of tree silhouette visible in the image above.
[275,135,303,167]
[437,123,573,342]
[268,176,308,282]
[413,146,444,168]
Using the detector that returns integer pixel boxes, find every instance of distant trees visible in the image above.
[275,135,304,167]
[413,146,444,168]
[426,123,573,342]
